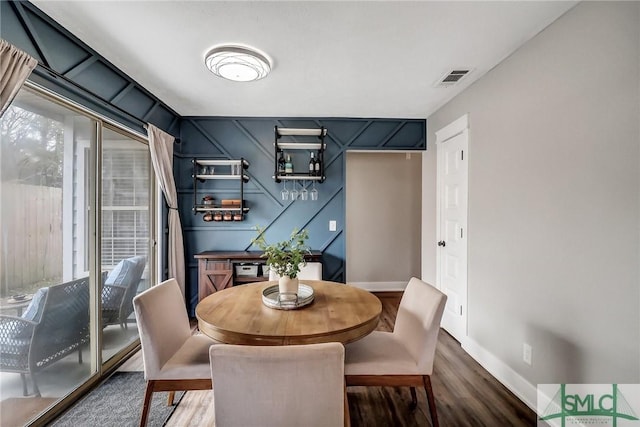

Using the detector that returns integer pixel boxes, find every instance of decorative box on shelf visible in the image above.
[235,263,259,277]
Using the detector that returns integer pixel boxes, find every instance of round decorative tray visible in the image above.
[262,284,314,310]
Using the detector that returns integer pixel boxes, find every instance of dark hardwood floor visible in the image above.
[346,293,536,427]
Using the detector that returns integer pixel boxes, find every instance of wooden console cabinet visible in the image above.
[195,251,322,301]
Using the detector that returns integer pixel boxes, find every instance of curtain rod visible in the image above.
[33,63,180,143]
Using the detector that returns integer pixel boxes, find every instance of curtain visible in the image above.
[147,124,185,298]
[0,39,37,117]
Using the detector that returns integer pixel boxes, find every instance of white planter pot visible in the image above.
[278,276,299,301]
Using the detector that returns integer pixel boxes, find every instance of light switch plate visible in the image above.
[329,220,337,231]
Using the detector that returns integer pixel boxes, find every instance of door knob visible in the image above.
[437,240,446,247]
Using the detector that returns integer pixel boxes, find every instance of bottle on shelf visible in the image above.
[314,151,321,177]
[285,155,293,175]
[277,152,286,175]
[309,152,315,176]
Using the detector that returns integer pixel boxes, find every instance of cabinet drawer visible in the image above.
[201,260,232,272]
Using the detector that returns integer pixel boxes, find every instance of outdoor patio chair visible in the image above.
[102,255,146,329]
[0,276,91,396]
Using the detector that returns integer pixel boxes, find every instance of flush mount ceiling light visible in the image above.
[204,45,271,82]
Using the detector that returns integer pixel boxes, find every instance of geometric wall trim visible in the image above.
[1,0,180,136]
[178,117,425,314]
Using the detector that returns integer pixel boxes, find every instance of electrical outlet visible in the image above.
[329,220,337,231]
[523,343,532,366]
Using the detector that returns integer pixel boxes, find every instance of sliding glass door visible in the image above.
[100,126,153,364]
[0,89,98,424]
[0,86,155,426]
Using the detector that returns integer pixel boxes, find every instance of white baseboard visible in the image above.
[347,281,407,292]
[462,337,538,411]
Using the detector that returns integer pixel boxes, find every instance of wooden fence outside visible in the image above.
[0,183,63,296]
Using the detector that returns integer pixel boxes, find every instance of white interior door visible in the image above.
[436,116,468,342]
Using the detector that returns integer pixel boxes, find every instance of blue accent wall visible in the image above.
[178,117,425,314]
[0,0,180,136]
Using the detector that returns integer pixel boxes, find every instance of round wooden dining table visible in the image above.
[196,280,382,345]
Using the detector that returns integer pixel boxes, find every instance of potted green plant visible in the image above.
[252,226,310,298]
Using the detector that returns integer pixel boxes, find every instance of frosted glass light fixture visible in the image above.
[204,45,271,82]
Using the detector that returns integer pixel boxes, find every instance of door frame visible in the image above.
[435,114,469,343]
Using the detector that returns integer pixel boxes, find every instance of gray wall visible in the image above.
[423,0,639,389]
[346,152,421,287]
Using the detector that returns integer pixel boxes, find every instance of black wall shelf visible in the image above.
[273,126,326,183]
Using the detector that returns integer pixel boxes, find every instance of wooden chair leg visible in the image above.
[409,387,418,409]
[139,380,155,427]
[344,385,350,427]
[423,375,439,427]
[167,391,175,406]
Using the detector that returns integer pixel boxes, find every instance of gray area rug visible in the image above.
[51,372,184,427]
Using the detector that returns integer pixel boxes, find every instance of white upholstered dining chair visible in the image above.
[344,277,447,427]
[209,342,348,427]
[268,261,323,281]
[133,278,216,427]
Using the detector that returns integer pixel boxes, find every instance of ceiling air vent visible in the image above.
[435,69,472,87]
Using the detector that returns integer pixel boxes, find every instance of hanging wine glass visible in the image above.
[281,180,289,201]
[290,181,299,201]
[310,181,318,201]
[300,181,309,201]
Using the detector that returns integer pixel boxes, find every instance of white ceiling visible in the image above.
[31,1,576,119]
